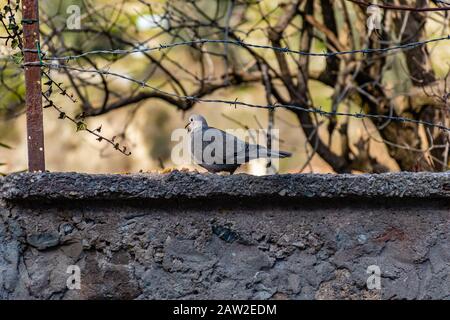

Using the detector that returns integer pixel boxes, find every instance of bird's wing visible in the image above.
[221,130,271,163]
[193,126,271,164]
[205,127,250,164]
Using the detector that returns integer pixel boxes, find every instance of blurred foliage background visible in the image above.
[0,0,449,174]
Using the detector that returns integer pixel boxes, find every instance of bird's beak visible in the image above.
[184,122,190,129]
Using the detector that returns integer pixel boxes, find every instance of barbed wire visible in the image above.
[39,35,450,62]
[3,0,450,165]
[27,62,450,133]
[23,34,450,135]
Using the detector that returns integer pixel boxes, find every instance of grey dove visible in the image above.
[185,114,291,174]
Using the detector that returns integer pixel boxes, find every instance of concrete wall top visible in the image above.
[1,171,449,201]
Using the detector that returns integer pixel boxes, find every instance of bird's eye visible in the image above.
[190,117,193,122]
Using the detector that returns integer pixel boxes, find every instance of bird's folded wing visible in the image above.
[217,129,248,164]
[202,127,268,164]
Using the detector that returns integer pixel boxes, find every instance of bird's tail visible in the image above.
[267,149,292,158]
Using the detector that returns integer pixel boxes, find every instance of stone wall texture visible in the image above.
[0,171,449,300]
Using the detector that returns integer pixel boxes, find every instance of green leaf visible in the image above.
[76,122,87,132]
[11,39,18,49]
[11,52,23,65]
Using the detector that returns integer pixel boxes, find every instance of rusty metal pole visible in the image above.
[22,0,45,172]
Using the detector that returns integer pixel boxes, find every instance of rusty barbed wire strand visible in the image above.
[26,62,450,133]
[37,35,450,62]
[22,33,450,136]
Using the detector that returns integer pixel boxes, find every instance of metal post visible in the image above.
[22,0,45,172]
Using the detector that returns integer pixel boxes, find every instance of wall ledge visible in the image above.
[1,171,449,201]
[1,171,450,300]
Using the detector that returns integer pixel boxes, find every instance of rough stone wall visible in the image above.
[0,172,449,300]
